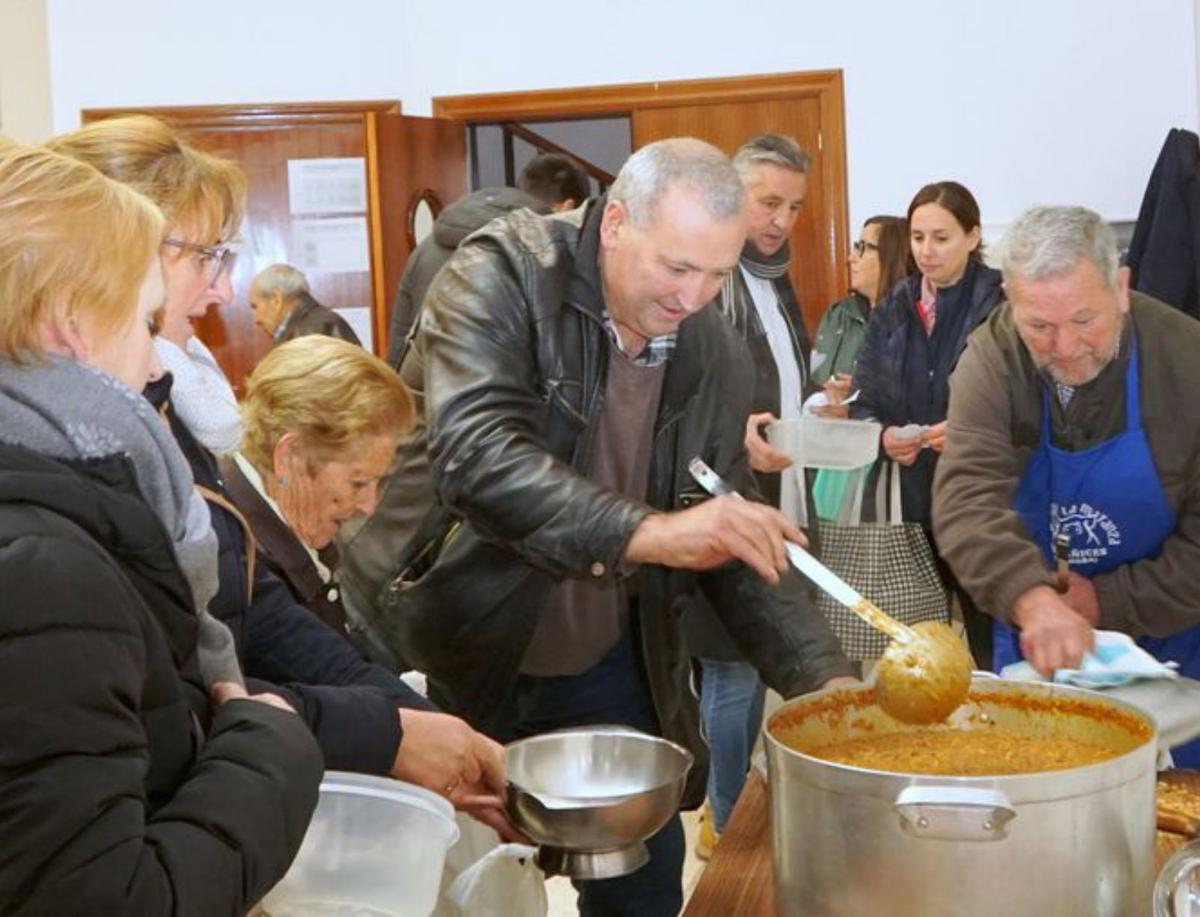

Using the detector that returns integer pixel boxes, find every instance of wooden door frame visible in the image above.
[83,99,402,129]
[83,100,406,359]
[434,71,850,312]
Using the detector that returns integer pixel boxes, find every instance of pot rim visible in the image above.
[764,678,1158,802]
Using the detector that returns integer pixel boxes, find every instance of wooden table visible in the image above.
[683,770,773,916]
[683,769,1191,916]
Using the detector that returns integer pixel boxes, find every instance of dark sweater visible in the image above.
[521,345,666,675]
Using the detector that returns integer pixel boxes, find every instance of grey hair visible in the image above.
[1001,206,1119,288]
[608,137,744,227]
[251,263,310,300]
[732,133,811,183]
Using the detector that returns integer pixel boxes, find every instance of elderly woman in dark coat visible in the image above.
[0,143,321,914]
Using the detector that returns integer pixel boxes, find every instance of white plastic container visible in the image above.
[766,416,881,469]
[262,771,460,917]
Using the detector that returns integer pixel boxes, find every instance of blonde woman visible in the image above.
[51,117,510,822]
[223,337,508,824]
[229,335,408,604]
[0,143,320,912]
[47,114,245,455]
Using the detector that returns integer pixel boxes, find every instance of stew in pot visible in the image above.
[808,729,1119,776]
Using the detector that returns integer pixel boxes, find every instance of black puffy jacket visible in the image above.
[0,441,321,916]
[341,199,854,805]
[852,260,1003,526]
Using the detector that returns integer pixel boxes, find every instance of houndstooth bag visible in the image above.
[811,461,949,660]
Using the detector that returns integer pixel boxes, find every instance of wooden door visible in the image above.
[633,98,830,335]
[434,70,850,337]
[82,102,467,389]
[367,112,467,352]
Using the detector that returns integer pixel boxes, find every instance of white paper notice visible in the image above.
[334,307,374,352]
[292,217,370,273]
[287,157,367,215]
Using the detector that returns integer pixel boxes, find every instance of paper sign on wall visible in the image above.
[291,217,370,273]
[287,157,367,215]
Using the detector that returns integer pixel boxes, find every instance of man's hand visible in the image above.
[625,495,807,585]
[882,426,922,466]
[923,420,948,454]
[1061,571,1101,626]
[1011,584,1095,676]
[744,412,793,473]
[210,680,297,714]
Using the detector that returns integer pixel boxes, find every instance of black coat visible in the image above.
[852,260,1003,526]
[279,294,361,346]
[1127,128,1200,319]
[160,397,435,777]
[340,199,854,805]
[386,187,547,366]
[0,441,321,915]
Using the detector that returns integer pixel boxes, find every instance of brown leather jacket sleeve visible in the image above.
[932,328,1054,624]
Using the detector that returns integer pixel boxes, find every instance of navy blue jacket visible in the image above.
[852,260,1002,526]
[153,380,436,776]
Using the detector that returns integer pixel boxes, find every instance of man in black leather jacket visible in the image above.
[340,138,854,916]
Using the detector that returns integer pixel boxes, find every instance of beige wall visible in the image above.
[0,0,52,142]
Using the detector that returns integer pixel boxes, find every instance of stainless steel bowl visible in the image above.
[505,726,693,879]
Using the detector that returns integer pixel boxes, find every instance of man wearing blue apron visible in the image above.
[933,206,1200,767]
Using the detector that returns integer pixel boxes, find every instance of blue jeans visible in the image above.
[489,633,685,917]
[698,658,765,832]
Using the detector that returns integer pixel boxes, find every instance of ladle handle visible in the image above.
[849,596,917,644]
[688,457,916,645]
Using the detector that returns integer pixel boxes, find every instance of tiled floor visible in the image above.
[545,807,706,916]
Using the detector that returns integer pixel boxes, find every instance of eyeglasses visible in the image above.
[162,237,238,286]
[852,239,880,257]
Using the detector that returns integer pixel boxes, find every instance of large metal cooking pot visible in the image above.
[765,678,1157,917]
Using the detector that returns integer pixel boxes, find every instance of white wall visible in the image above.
[45,0,1198,233]
[0,0,53,142]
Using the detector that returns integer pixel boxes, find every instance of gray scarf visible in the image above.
[0,356,243,687]
[718,240,792,334]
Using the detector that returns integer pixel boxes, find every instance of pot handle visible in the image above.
[1154,839,1200,916]
[894,785,1016,842]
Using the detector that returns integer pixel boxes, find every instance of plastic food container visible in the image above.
[766,416,881,469]
[261,771,460,917]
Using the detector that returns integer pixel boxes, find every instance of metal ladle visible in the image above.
[688,459,973,725]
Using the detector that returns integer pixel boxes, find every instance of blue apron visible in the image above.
[993,343,1200,766]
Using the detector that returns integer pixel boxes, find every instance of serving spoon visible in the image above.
[688,458,973,724]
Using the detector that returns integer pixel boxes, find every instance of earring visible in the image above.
[278,475,289,488]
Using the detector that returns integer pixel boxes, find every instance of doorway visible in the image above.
[468,116,631,197]
[435,69,851,335]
